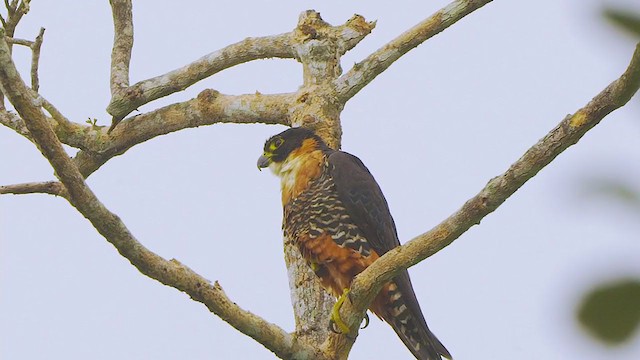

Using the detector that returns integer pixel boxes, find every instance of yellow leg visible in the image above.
[310,261,319,273]
[329,288,351,334]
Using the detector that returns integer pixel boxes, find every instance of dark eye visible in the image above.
[270,137,284,150]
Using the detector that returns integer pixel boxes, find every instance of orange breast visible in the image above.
[298,232,379,299]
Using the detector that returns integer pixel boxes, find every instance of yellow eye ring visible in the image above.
[270,137,284,150]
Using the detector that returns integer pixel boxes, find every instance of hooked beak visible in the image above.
[257,154,271,170]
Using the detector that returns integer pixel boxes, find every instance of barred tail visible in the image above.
[372,271,452,360]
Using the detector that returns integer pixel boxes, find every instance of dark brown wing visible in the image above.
[328,150,452,360]
[327,151,400,255]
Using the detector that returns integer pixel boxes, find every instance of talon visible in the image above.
[328,319,341,334]
[360,313,370,329]
[329,288,351,334]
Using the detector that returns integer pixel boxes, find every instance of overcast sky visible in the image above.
[2,1,640,359]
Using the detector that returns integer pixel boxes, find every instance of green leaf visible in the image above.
[577,279,640,345]
[582,178,640,212]
[603,8,640,38]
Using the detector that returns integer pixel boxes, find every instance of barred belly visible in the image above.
[283,164,376,295]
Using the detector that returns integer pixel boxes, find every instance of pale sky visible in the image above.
[2,1,640,359]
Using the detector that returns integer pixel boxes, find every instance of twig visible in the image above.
[30,27,44,91]
[0,0,30,107]
[6,0,17,12]
[0,101,99,152]
[0,181,67,197]
[4,36,32,46]
[108,0,133,94]
[323,42,640,356]
[0,87,97,151]
[0,108,30,139]
[4,0,29,37]
[0,28,322,360]
[36,91,76,132]
[335,0,493,103]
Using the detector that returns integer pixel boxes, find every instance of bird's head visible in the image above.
[257,127,327,176]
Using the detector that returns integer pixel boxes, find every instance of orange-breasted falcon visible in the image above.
[258,127,451,360]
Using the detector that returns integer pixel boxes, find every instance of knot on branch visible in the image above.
[294,11,336,62]
[296,10,330,40]
[195,88,221,117]
[197,88,221,103]
[292,11,375,89]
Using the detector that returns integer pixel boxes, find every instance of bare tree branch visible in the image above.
[325,42,640,352]
[3,0,28,37]
[30,27,44,91]
[0,87,99,151]
[0,29,322,360]
[106,0,132,132]
[335,0,493,103]
[108,0,132,94]
[0,103,100,152]
[0,108,30,139]
[0,181,67,197]
[74,90,293,178]
[108,90,293,139]
[4,36,32,46]
[2,28,45,101]
[0,0,31,108]
[37,92,76,132]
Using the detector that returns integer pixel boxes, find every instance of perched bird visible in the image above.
[258,127,451,360]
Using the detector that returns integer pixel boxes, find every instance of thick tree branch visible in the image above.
[325,42,640,353]
[334,0,493,103]
[0,30,320,360]
[77,90,293,178]
[108,0,133,95]
[5,28,47,90]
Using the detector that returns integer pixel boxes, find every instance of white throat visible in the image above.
[269,154,305,191]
